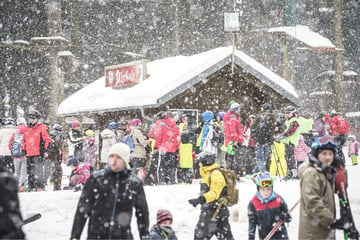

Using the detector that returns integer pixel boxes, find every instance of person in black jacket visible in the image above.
[70,143,149,240]
[0,161,25,239]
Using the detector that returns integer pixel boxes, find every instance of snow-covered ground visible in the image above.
[19,158,360,240]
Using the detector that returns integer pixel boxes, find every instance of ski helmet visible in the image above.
[311,135,337,157]
[254,171,274,188]
[130,118,141,127]
[16,117,27,126]
[28,110,42,119]
[217,112,225,120]
[196,151,216,166]
[85,129,95,137]
[52,123,62,131]
[285,106,296,114]
[108,121,118,130]
[261,103,272,111]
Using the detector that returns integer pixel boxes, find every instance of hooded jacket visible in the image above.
[71,167,149,240]
[223,110,243,146]
[298,154,337,240]
[100,128,117,163]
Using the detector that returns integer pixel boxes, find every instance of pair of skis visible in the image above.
[264,199,300,240]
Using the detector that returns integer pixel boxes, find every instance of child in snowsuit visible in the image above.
[149,209,177,240]
[294,135,311,169]
[348,136,359,165]
[83,130,97,171]
[248,171,291,240]
[66,157,90,189]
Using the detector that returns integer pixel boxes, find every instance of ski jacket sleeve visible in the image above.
[8,133,15,150]
[70,175,96,239]
[283,121,299,138]
[203,169,226,203]
[247,201,257,240]
[41,125,51,151]
[132,178,150,239]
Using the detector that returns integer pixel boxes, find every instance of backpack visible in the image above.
[122,135,135,153]
[337,117,350,135]
[211,124,224,149]
[210,167,239,206]
[11,133,24,157]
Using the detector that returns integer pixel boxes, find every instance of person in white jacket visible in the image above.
[100,122,117,168]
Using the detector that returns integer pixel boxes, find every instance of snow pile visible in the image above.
[19,161,359,239]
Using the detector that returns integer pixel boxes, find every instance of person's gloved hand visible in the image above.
[279,212,292,223]
[331,218,349,230]
[188,196,205,207]
[347,226,359,239]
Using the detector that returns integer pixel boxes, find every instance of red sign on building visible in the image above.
[105,60,147,88]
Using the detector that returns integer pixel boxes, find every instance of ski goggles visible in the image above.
[29,115,37,119]
[258,179,273,187]
[318,136,336,145]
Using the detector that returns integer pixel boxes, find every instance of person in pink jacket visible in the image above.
[66,157,90,190]
[294,135,311,169]
[348,136,359,165]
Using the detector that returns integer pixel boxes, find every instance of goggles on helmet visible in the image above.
[311,135,337,150]
[258,179,273,187]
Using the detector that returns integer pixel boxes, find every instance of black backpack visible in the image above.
[211,124,224,149]
[10,133,24,157]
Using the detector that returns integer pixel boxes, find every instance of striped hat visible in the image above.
[157,209,173,226]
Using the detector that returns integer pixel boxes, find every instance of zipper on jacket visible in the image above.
[109,174,120,240]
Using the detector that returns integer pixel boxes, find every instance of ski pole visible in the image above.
[264,199,300,240]
[23,213,42,225]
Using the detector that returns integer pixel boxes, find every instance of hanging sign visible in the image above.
[105,60,147,88]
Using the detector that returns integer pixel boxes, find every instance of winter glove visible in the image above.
[331,218,349,230]
[279,212,292,223]
[188,196,206,207]
[347,226,359,239]
[22,150,27,156]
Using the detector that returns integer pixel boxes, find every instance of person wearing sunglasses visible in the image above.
[298,135,339,239]
[22,110,51,192]
[248,171,291,240]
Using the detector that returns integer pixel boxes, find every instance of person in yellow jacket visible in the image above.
[178,132,194,184]
[188,151,234,240]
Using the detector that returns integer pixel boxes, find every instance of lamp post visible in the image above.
[224,10,240,75]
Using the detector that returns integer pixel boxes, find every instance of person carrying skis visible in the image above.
[70,143,149,240]
[298,135,339,239]
[188,151,234,240]
[248,171,291,240]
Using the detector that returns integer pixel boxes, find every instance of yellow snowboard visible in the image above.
[269,141,287,177]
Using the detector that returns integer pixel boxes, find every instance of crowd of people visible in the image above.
[0,101,359,239]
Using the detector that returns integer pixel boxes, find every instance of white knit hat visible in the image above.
[230,100,240,110]
[16,117,27,126]
[107,143,130,164]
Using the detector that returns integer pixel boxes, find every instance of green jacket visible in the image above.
[283,117,301,146]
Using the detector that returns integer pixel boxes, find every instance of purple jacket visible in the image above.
[314,118,326,137]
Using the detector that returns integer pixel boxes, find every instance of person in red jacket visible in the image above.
[223,100,243,180]
[328,111,350,167]
[22,110,51,191]
[157,112,181,185]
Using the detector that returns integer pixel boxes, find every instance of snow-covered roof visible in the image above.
[316,70,359,78]
[346,112,360,118]
[58,51,75,57]
[30,36,69,43]
[309,91,333,96]
[57,46,300,116]
[268,25,336,50]
[13,40,30,45]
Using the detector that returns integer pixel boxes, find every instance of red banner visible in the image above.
[105,60,147,88]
